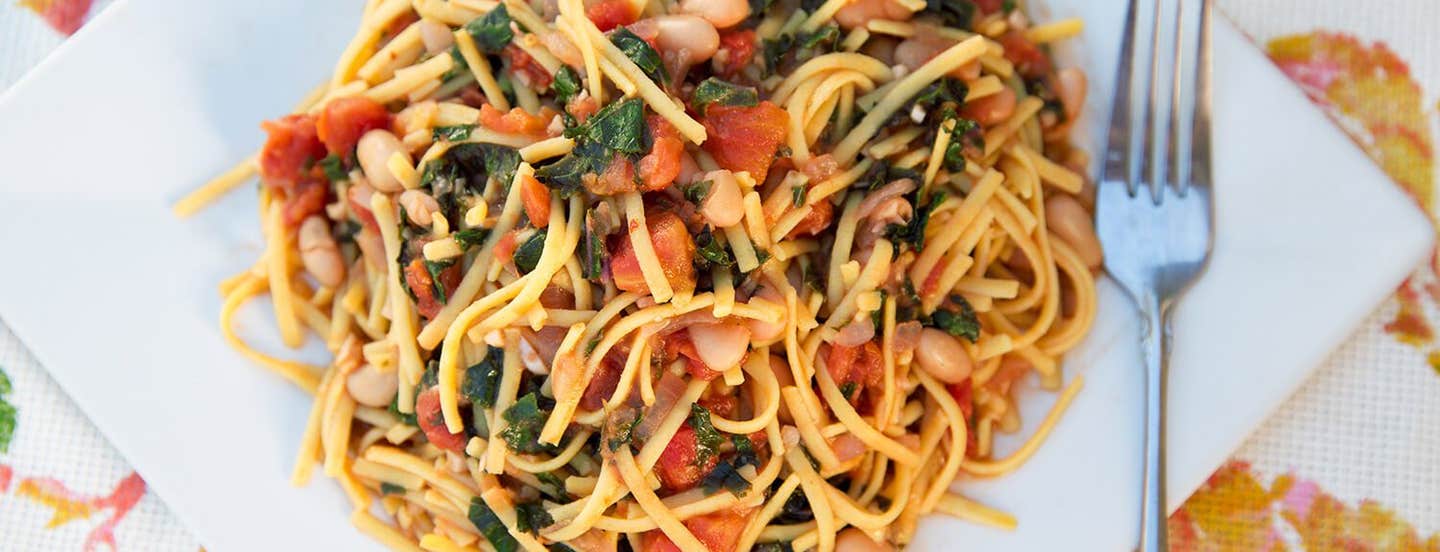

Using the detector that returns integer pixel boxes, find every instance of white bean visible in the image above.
[700,169,743,227]
[678,0,750,29]
[346,363,399,407]
[298,216,346,287]
[915,328,973,384]
[834,0,913,30]
[1044,195,1103,270]
[399,189,440,227]
[688,322,751,372]
[418,19,455,55]
[650,15,719,66]
[747,286,788,344]
[836,528,893,552]
[357,129,410,192]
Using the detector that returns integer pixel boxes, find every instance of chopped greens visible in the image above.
[551,66,582,103]
[610,28,667,83]
[922,0,978,29]
[426,142,521,222]
[932,296,981,342]
[754,544,795,552]
[462,347,504,408]
[608,410,642,452]
[688,404,723,467]
[424,258,456,304]
[731,435,759,469]
[581,208,608,281]
[883,191,947,251]
[453,227,491,249]
[791,184,806,207]
[538,99,646,197]
[692,78,759,115]
[318,154,347,182]
[700,459,751,496]
[513,230,547,273]
[465,5,514,54]
[693,227,734,271]
[514,501,554,535]
[468,497,519,552]
[433,124,477,142]
[682,179,713,205]
[380,482,406,495]
[500,393,553,454]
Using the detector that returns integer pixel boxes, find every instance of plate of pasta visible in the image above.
[0,0,1429,551]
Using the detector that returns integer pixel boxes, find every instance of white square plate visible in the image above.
[0,0,1429,550]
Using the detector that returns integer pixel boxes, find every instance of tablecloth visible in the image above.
[0,0,1435,550]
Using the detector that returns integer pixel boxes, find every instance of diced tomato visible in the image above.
[479,104,550,137]
[801,154,839,182]
[503,45,553,89]
[608,210,697,296]
[494,230,522,266]
[259,114,327,191]
[715,30,757,78]
[998,30,1053,78]
[786,198,834,238]
[585,154,637,195]
[415,388,466,452]
[973,0,1006,15]
[699,394,739,418]
[644,510,751,552]
[701,102,788,182]
[663,330,720,381]
[567,94,600,124]
[655,425,717,491]
[283,179,329,226]
[826,340,884,391]
[316,96,392,158]
[460,86,488,109]
[403,257,461,319]
[520,174,552,228]
[639,136,684,191]
[580,351,625,411]
[945,379,979,454]
[587,0,638,32]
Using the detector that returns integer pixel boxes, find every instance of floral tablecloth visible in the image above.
[0,0,1436,550]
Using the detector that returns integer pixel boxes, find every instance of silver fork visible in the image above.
[1096,0,1214,550]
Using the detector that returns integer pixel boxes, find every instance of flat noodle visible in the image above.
[187,1,1102,548]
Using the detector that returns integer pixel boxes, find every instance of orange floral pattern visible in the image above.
[1171,462,1440,551]
[18,0,94,35]
[0,465,147,551]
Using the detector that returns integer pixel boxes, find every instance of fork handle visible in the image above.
[1137,296,1170,552]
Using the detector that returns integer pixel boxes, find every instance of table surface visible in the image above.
[0,0,1435,550]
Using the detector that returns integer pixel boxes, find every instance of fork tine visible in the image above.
[1141,0,1167,204]
[1187,0,1214,194]
[1166,0,1189,198]
[1102,0,1142,197]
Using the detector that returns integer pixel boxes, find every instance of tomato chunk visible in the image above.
[580,351,626,411]
[655,425,717,491]
[974,0,1006,15]
[715,30,757,78]
[701,102,788,182]
[520,174,552,228]
[479,104,550,137]
[503,45,553,89]
[608,210,697,296]
[663,330,720,381]
[415,388,466,452]
[316,96,392,158]
[639,137,684,191]
[787,198,834,238]
[826,340,884,391]
[945,379,980,454]
[259,114,327,191]
[403,257,460,320]
[283,179,329,227]
[643,509,752,552]
[587,0,637,32]
[999,30,1053,78]
[584,154,638,196]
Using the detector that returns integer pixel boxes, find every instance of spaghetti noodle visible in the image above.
[180,0,1100,549]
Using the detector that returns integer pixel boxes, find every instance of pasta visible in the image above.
[178,0,1100,549]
